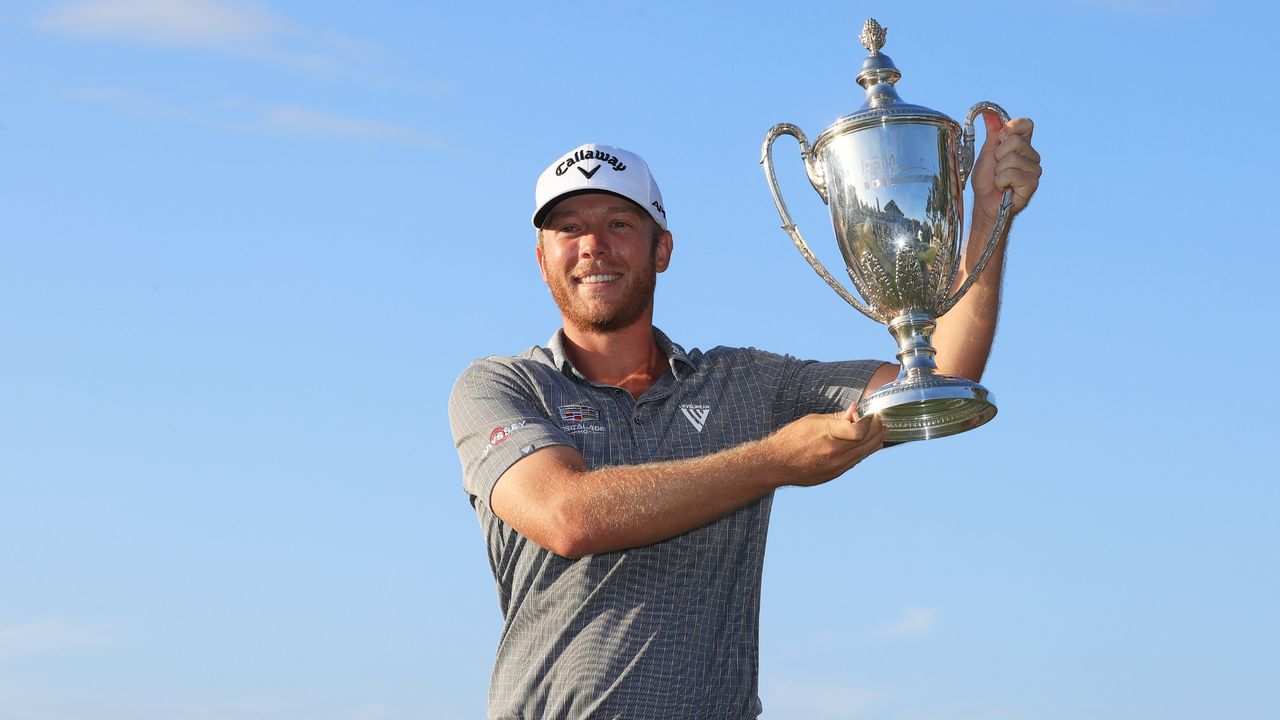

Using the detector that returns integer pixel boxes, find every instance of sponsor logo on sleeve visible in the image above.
[482,420,528,457]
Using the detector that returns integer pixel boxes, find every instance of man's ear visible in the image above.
[655,231,673,273]
[536,241,549,283]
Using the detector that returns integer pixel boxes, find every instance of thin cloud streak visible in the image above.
[873,605,937,639]
[0,618,102,660]
[0,691,394,720]
[37,0,352,71]
[39,0,281,47]
[67,86,210,124]
[67,86,449,149]
[39,2,449,99]
[254,105,446,148]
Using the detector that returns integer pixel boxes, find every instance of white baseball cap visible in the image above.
[531,143,668,230]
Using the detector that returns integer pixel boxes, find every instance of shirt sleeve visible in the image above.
[448,358,576,508]
[762,352,888,428]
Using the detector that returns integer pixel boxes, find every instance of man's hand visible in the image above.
[762,408,886,487]
[971,115,1042,225]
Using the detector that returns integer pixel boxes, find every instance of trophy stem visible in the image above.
[888,313,941,378]
[858,311,997,442]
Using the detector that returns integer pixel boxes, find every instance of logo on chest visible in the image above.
[558,404,600,422]
[559,403,606,435]
[680,403,711,432]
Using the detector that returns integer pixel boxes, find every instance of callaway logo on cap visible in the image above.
[532,143,668,230]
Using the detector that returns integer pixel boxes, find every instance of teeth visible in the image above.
[580,274,621,284]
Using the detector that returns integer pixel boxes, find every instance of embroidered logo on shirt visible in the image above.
[558,404,601,422]
[559,403,606,434]
[680,404,711,432]
[482,420,528,457]
[561,421,607,435]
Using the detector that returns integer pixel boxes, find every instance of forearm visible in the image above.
[545,439,784,557]
[932,213,1009,381]
[495,411,883,558]
[930,114,1040,381]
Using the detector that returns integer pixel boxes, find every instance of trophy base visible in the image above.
[857,374,996,443]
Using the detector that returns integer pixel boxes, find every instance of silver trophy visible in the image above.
[761,18,1015,442]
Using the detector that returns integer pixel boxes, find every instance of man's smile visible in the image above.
[577,273,623,285]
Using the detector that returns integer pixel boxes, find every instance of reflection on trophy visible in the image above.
[761,18,1016,443]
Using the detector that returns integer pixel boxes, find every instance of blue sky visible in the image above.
[2,1,1277,718]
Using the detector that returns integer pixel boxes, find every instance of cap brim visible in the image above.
[532,189,652,229]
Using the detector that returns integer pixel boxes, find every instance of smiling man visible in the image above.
[450,134,1040,718]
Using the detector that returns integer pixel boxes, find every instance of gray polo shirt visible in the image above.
[449,327,881,719]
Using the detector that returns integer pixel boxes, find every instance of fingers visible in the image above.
[773,412,887,486]
[834,415,887,464]
[981,110,1031,138]
[981,116,1035,158]
[1004,116,1034,142]
[986,117,1041,213]
[993,134,1040,166]
[996,167,1040,206]
[827,411,885,445]
[994,148,1042,211]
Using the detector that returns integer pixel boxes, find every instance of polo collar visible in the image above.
[547,326,697,381]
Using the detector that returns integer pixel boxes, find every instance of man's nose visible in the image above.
[578,227,610,257]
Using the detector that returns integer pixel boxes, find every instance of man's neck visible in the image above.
[561,319,667,399]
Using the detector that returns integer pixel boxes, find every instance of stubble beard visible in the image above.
[548,256,658,335]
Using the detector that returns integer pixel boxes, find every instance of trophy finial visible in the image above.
[855,18,900,103]
[860,18,887,56]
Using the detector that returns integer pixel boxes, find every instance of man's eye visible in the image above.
[609,220,631,229]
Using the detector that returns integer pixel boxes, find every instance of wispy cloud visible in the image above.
[37,0,357,71]
[0,618,102,660]
[873,605,938,639]
[252,105,445,148]
[67,86,449,149]
[0,689,395,720]
[39,0,279,47]
[67,86,209,124]
[158,700,395,720]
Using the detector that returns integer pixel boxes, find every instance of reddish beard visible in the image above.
[547,255,658,334]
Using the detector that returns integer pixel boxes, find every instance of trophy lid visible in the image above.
[814,19,957,150]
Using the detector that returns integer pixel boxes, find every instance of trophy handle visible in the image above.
[941,101,1015,315]
[761,123,878,321]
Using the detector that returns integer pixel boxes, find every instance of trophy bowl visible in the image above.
[761,18,1015,442]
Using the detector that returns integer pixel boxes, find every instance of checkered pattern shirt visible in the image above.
[449,327,881,719]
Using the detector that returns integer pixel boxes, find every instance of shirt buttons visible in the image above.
[633,414,645,424]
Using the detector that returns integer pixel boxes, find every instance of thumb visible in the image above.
[980,109,1005,150]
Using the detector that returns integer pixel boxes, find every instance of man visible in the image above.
[450,119,1041,718]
